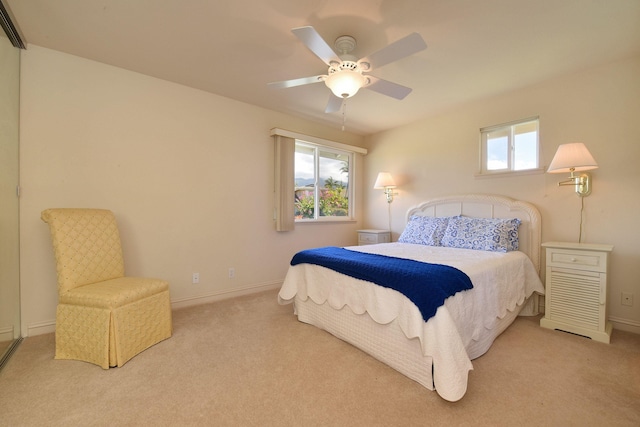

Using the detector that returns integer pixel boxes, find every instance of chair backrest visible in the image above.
[41,208,126,294]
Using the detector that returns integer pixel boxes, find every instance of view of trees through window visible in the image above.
[294,141,351,220]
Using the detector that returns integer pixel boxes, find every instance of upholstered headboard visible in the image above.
[405,194,542,275]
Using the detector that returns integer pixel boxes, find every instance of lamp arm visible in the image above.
[557,178,579,187]
[383,187,397,203]
[556,172,592,196]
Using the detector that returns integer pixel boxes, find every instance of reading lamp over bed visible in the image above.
[374,172,397,203]
[547,142,598,197]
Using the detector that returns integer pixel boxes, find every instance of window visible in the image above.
[271,128,366,231]
[294,141,352,220]
[479,118,540,175]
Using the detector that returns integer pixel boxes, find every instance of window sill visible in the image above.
[295,218,357,225]
[475,167,545,179]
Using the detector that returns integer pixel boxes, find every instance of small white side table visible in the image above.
[540,241,613,343]
[357,229,391,246]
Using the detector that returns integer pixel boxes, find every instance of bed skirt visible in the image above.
[292,294,526,400]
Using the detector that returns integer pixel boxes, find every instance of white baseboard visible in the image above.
[0,325,15,342]
[25,281,283,337]
[170,281,282,310]
[25,284,639,339]
[609,316,640,335]
[27,320,56,337]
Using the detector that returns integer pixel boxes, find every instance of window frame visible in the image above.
[294,140,354,222]
[478,117,543,177]
[271,128,367,229]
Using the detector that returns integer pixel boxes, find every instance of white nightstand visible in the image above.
[357,229,391,246]
[540,241,614,343]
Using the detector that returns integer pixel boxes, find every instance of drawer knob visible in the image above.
[570,257,577,262]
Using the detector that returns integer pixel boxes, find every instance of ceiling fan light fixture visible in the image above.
[324,69,367,98]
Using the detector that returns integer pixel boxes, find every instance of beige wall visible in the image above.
[19,45,365,336]
[19,44,640,337]
[363,55,640,333]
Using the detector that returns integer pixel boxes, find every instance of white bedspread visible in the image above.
[278,243,545,401]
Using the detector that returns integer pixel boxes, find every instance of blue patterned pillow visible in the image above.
[440,216,521,252]
[398,216,451,246]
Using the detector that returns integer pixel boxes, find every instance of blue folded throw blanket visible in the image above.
[290,246,473,322]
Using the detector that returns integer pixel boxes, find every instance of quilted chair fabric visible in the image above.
[41,208,172,369]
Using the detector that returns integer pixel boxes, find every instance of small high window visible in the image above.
[479,118,540,175]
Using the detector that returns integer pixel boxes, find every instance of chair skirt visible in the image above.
[55,289,172,369]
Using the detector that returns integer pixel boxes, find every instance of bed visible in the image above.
[278,194,545,402]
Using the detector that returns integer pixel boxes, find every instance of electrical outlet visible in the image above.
[621,292,633,307]
[192,272,200,284]
[228,268,235,279]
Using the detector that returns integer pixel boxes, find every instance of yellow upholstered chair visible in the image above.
[41,208,172,369]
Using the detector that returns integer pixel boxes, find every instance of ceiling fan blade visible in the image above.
[325,94,343,113]
[359,33,427,70]
[365,76,413,100]
[292,26,341,66]
[268,75,325,89]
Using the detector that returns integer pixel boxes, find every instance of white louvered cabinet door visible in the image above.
[540,242,613,343]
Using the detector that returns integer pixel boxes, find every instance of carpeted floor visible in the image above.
[1,289,639,426]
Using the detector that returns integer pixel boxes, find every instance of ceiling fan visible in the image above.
[268,26,428,113]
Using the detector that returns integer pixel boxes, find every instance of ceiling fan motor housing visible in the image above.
[328,59,361,77]
[327,35,369,98]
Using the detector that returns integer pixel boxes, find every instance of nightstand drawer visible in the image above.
[359,233,379,244]
[548,249,607,272]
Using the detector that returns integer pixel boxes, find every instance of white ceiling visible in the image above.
[5,0,640,135]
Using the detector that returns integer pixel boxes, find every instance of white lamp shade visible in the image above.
[547,142,599,174]
[325,70,367,98]
[374,172,396,189]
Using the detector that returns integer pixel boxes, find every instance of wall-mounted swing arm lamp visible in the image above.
[547,143,598,197]
[374,172,397,203]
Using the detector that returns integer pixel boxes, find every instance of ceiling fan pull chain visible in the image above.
[342,98,347,131]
